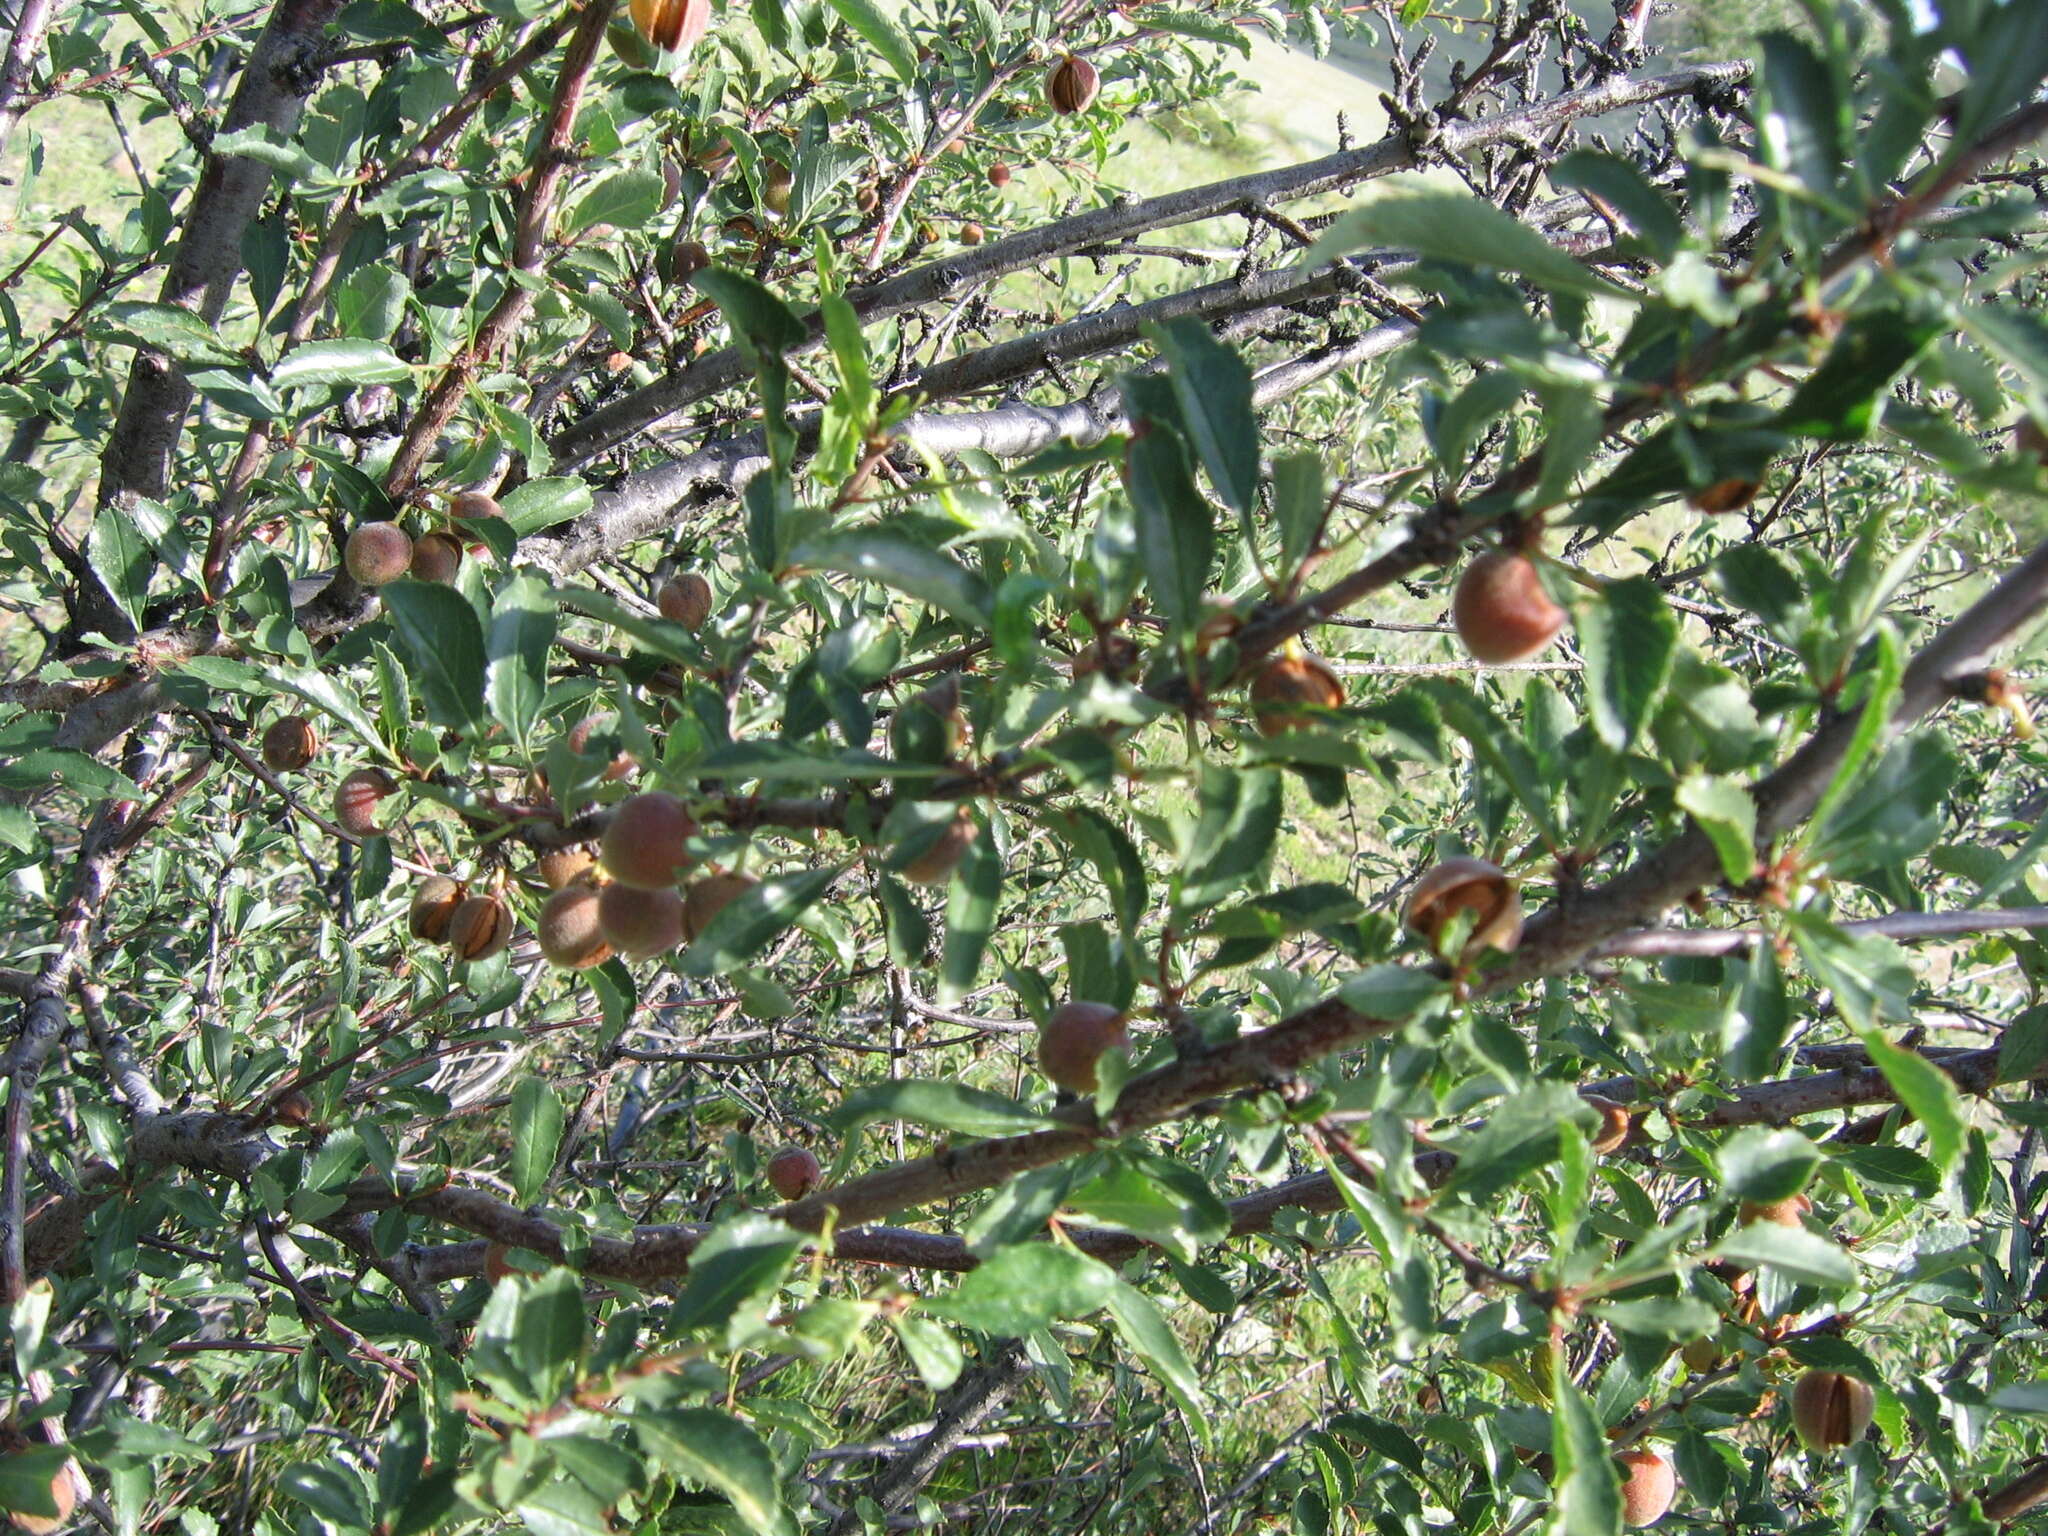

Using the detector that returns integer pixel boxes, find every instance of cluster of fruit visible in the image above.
[342,491,504,588]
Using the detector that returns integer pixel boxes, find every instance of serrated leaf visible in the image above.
[785,527,993,627]
[1714,1221,1854,1287]
[829,1080,1060,1140]
[272,339,412,390]
[1676,772,1757,885]
[824,0,917,83]
[486,575,555,752]
[508,1075,564,1206]
[1151,317,1259,516]
[1106,1280,1208,1438]
[379,580,487,730]
[679,866,841,975]
[1580,577,1676,750]
[634,1407,796,1536]
[922,1245,1116,1335]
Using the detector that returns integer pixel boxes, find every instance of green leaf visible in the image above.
[1548,150,1681,260]
[786,527,993,627]
[1120,416,1214,639]
[888,1315,964,1390]
[695,268,808,358]
[669,1214,804,1339]
[1755,32,1848,205]
[1310,187,1631,300]
[486,575,555,752]
[259,664,394,762]
[1549,1357,1622,1536]
[1176,764,1281,911]
[1595,1296,1720,1341]
[1714,1221,1854,1288]
[279,1462,372,1530]
[379,580,486,730]
[1777,309,1942,441]
[1066,1159,1228,1262]
[1150,318,1259,516]
[1439,1083,1594,1203]
[922,1245,1117,1335]
[272,339,411,390]
[563,169,664,237]
[1676,772,1757,885]
[634,1406,796,1536]
[938,819,1001,1004]
[829,1081,1060,1140]
[87,502,154,630]
[1803,624,1901,846]
[1106,1280,1209,1437]
[1716,1127,1821,1204]
[1580,577,1677,751]
[680,866,841,975]
[824,0,917,83]
[210,124,318,181]
[502,477,592,536]
[1858,1030,1967,1176]
[508,1075,564,1206]
[91,300,245,366]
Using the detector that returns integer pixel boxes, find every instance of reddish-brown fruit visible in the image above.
[566,713,635,781]
[1402,856,1523,957]
[854,185,880,213]
[669,237,712,285]
[1068,632,1140,679]
[682,872,758,942]
[630,0,712,52]
[987,162,1012,189]
[959,221,985,246]
[1452,551,1567,664]
[273,1089,314,1127]
[1687,478,1760,513]
[261,715,319,772]
[762,163,792,215]
[1584,1093,1633,1155]
[344,521,413,586]
[535,846,597,890]
[409,531,463,583]
[483,1242,517,1283]
[765,1144,822,1201]
[3,1457,77,1536]
[1249,652,1345,735]
[537,883,613,970]
[900,810,978,887]
[333,768,397,839]
[598,881,686,959]
[1046,53,1100,115]
[1617,1449,1676,1527]
[1791,1370,1876,1450]
[447,895,514,961]
[601,792,696,888]
[657,571,714,629]
[1038,1001,1130,1095]
[1739,1192,1811,1228]
[449,490,503,524]
[408,875,466,941]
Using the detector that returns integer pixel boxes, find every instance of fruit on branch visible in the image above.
[1249,648,1345,735]
[630,0,712,53]
[344,521,413,587]
[260,715,319,772]
[409,531,463,583]
[1037,1000,1129,1094]
[765,1144,822,1200]
[1678,1337,1720,1373]
[272,1089,314,1127]
[668,237,711,285]
[682,872,758,942]
[1401,856,1523,958]
[1069,632,1139,679]
[959,222,984,246]
[762,162,792,215]
[1790,1370,1875,1450]
[1738,1192,1811,1227]
[333,768,397,839]
[1582,1093,1633,1155]
[900,808,978,886]
[1687,478,1760,514]
[1,1455,77,1535]
[447,894,515,961]
[601,792,696,887]
[538,882,613,969]
[598,881,687,959]
[450,490,502,523]
[987,162,1012,189]
[566,713,636,782]
[1046,53,1100,115]
[408,875,466,941]
[657,572,713,629]
[535,846,597,890]
[1452,550,1567,664]
[1616,1448,1676,1526]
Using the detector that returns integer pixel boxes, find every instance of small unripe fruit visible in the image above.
[333,768,397,839]
[682,872,758,942]
[1583,1093,1633,1155]
[630,0,712,52]
[1452,550,1567,664]
[1679,1337,1720,1373]
[1402,856,1523,958]
[657,571,713,629]
[1790,1370,1875,1450]
[1249,651,1345,735]
[261,715,319,772]
[273,1089,314,1127]
[450,490,501,523]
[344,521,413,586]
[959,222,984,246]
[408,875,466,941]
[408,531,462,583]
[669,237,712,285]
[601,792,696,888]
[1739,1192,1811,1227]
[1038,1000,1129,1095]
[3,1456,77,1535]
[987,162,1012,189]
[535,846,597,890]
[447,895,514,961]
[899,810,978,886]
[765,1144,822,1200]
[1046,53,1100,115]
[538,883,613,969]
[597,881,686,959]
[762,163,792,214]
[483,1242,517,1283]
[1617,1448,1676,1527]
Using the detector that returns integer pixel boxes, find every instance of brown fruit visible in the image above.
[630,0,712,52]
[3,1456,77,1536]
[1617,1448,1676,1527]
[261,715,319,772]
[682,872,758,942]
[1038,1000,1129,1095]
[1452,550,1567,664]
[987,162,1012,189]
[1583,1093,1633,1155]
[565,712,636,781]
[272,1089,314,1127]
[483,1241,517,1283]
[854,185,879,213]
[598,881,686,959]
[535,846,597,890]
[762,162,792,215]
[1791,1369,1876,1450]
[537,883,613,970]
[669,237,712,284]
[1046,53,1100,115]
[1687,478,1760,513]
[959,221,984,246]
[409,531,463,583]
[1249,651,1345,735]
[1738,1192,1811,1228]
[657,572,713,629]
[765,1144,822,1200]
[408,875,466,941]
[1402,856,1523,958]
[899,810,978,887]
[600,792,696,888]
[447,895,514,961]
[344,521,413,586]
[1068,632,1139,679]
[450,490,503,524]
[333,768,397,839]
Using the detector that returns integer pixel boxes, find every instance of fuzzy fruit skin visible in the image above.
[261,715,319,772]
[450,490,502,523]
[3,1457,77,1535]
[345,521,413,586]
[483,1242,517,1283]
[538,883,613,969]
[1583,1093,1633,1155]
[601,792,696,888]
[1046,53,1100,115]
[657,572,713,629]
[682,872,757,942]
[762,163,792,214]
[959,222,984,246]
[900,811,979,886]
[1738,1192,1811,1227]
[1452,551,1567,664]
[333,768,396,838]
[408,875,466,941]
[630,0,712,52]
[1249,653,1345,735]
[409,531,463,583]
[1402,856,1523,957]
[766,1145,822,1200]
[987,162,1012,189]
[1038,1001,1129,1094]
[668,238,711,285]
[598,881,686,959]
[447,895,514,961]
[1617,1449,1676,1527]
[272,1089,314,1127]
[566,713,635,782]
[1791,1370,1876,1450]
[535,847,597,890]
